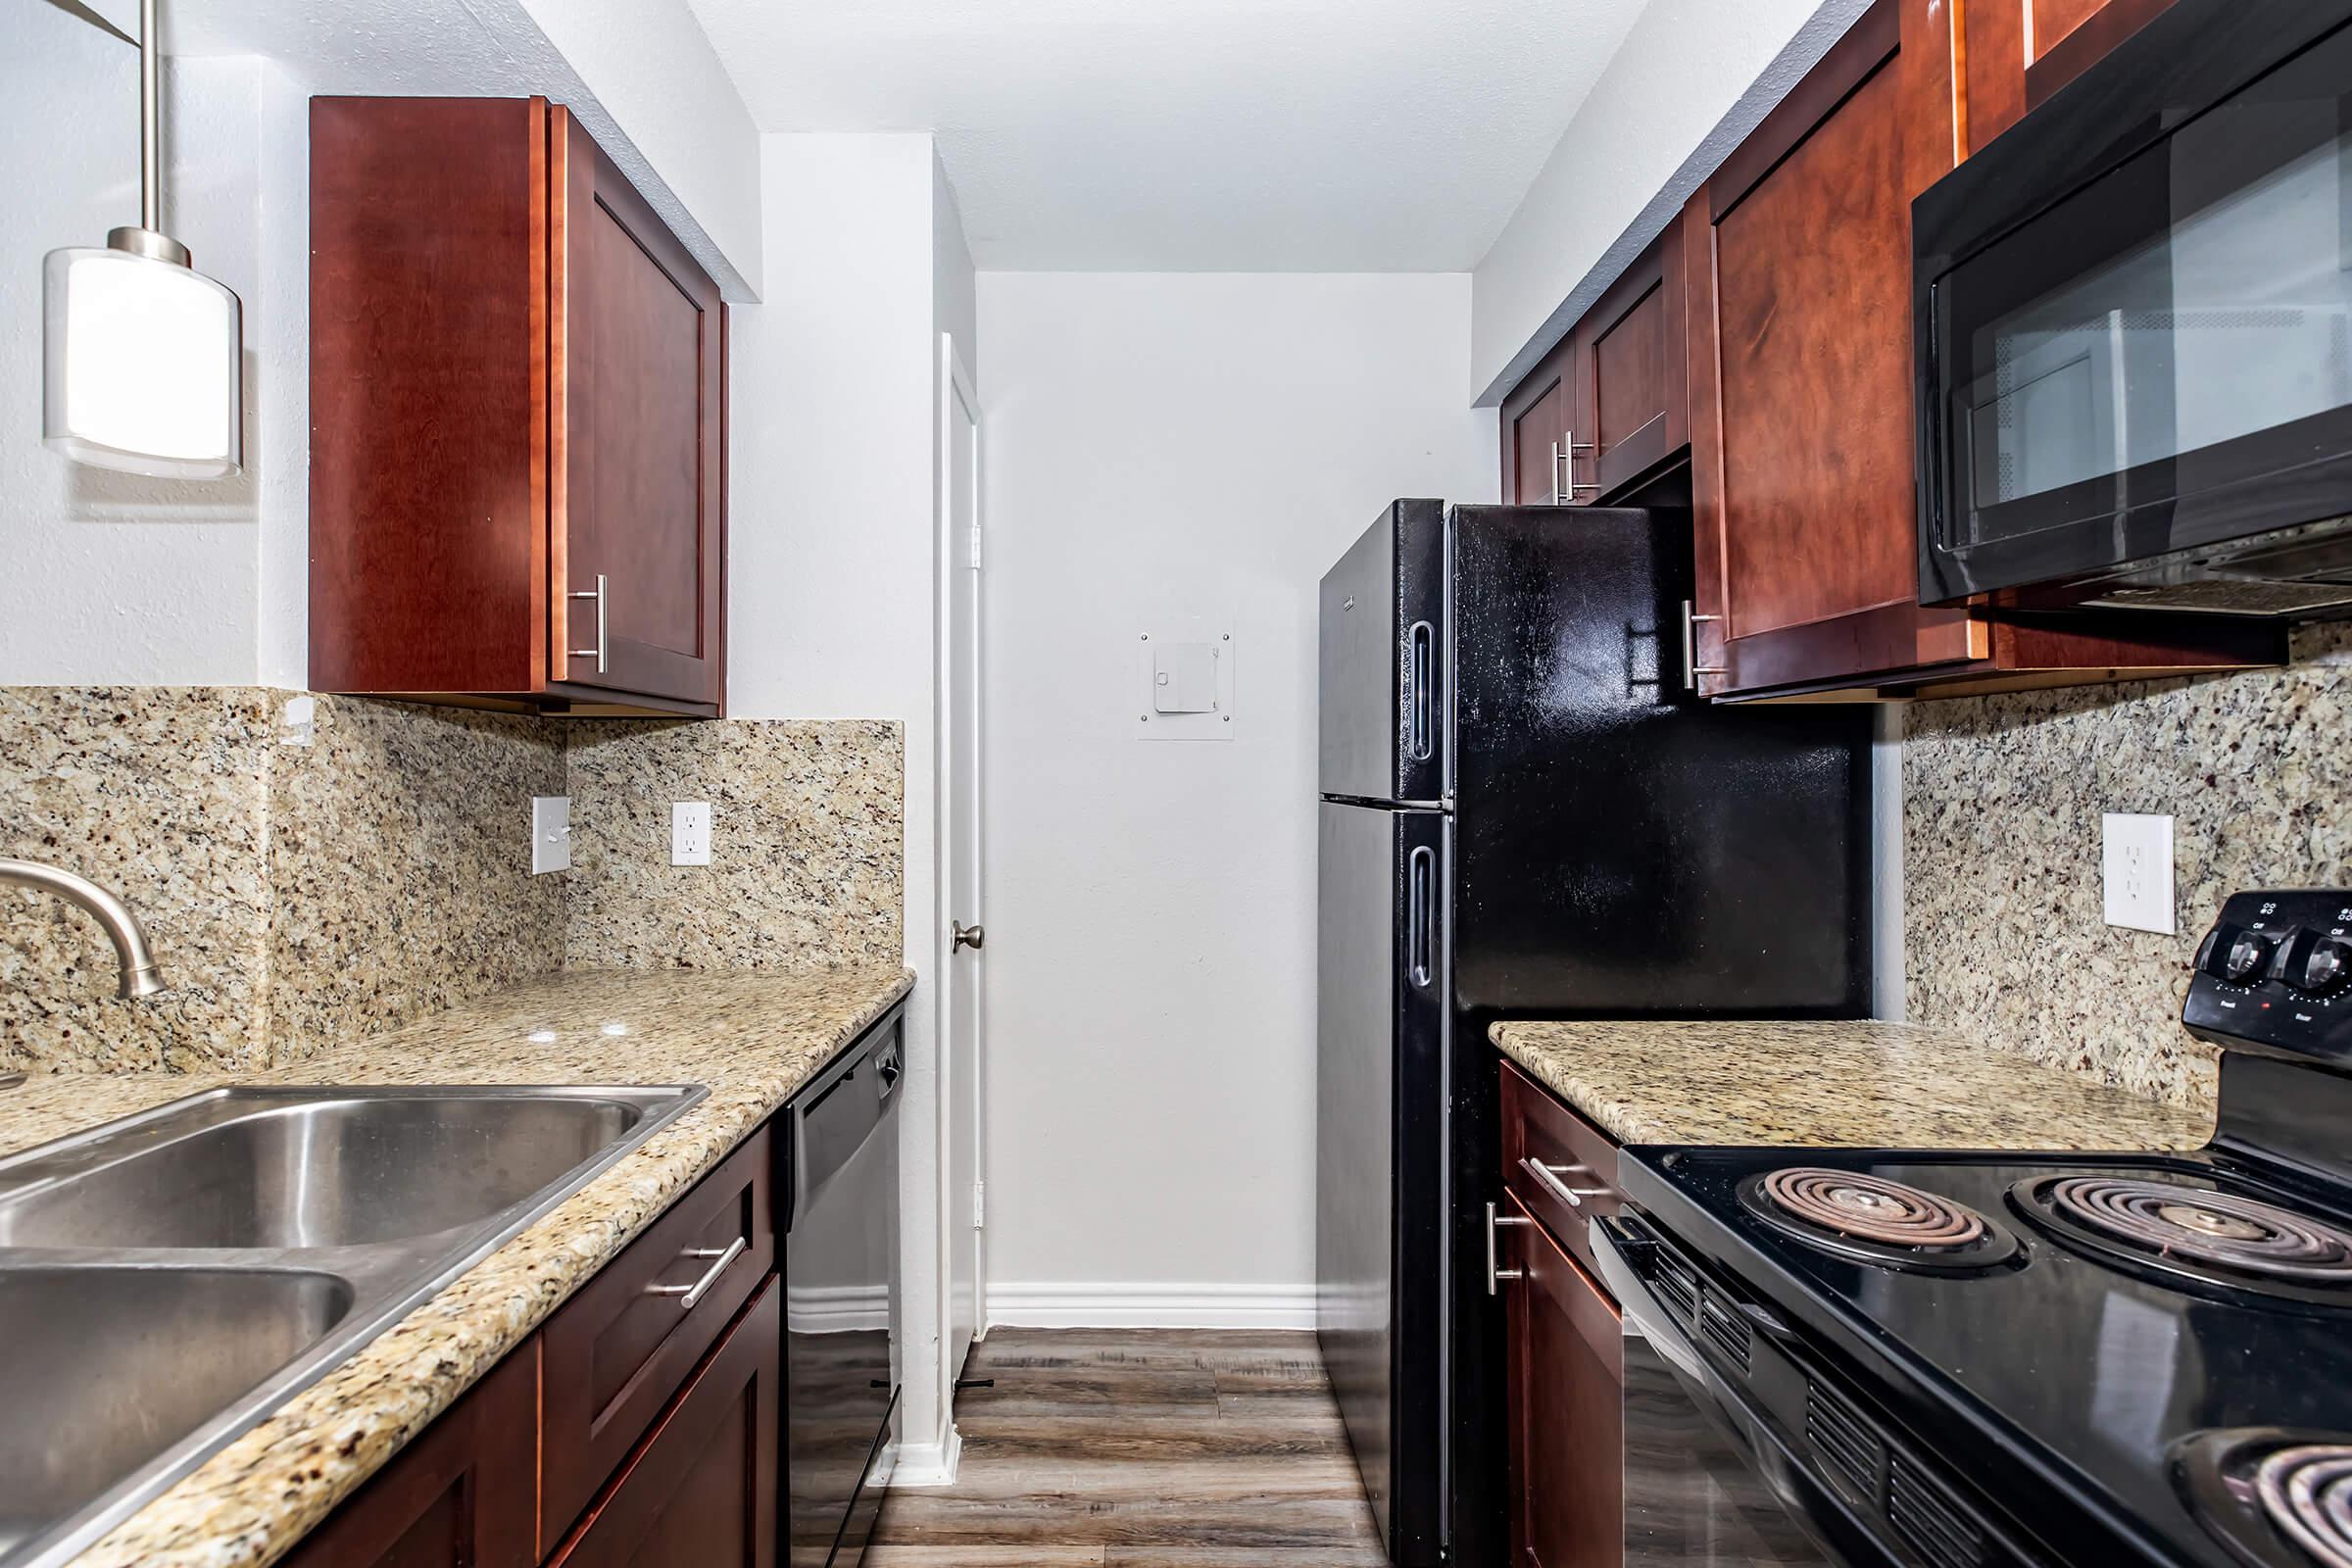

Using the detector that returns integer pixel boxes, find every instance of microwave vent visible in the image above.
[2085,580,2352,615]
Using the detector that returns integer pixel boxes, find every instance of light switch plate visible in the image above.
[2102,812,2175,933]
[671,802,712,866]
[531,796,571,875]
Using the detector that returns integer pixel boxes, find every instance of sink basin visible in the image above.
[0,1266,352,1561]
[0,1090,650,1249]
[0,1082,706,1568]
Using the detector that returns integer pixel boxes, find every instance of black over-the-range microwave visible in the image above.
[1914,0,2352,616]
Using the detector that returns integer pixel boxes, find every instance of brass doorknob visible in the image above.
[952,921,985,953]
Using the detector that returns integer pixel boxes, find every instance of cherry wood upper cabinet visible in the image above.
[1499,336,1575,505]
[1498,224,1689,507]
[311,97,726,715]
[1960,0,2180,150]
[1681,0,2276,698]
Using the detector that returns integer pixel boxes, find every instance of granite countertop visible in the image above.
[0,962,912,1568]
[1491,1017,2214,1151]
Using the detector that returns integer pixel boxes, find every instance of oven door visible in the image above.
[1914,1,2352,611]
[1592,1216,1877,1568]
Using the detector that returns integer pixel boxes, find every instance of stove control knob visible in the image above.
[2301,938,2352,996]
[2224,931,2275,984]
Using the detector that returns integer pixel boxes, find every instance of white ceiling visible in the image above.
[684,0,1653,271]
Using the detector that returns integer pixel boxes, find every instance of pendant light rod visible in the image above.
[139,0,161,232]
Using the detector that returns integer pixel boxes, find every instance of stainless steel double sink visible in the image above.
[0,1084,708,1568]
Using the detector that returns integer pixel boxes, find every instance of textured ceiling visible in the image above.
[684,0,1652,270]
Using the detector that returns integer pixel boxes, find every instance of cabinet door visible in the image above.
[551,108,727,710]
[1504,1194,1623,1568]
[548,1274,782,1568]
[1686,0,1980,696]
[1499,336,1576,505]
[1959,0,2180,150]
[278,1339,540,1568]
[542,1125,774,1547]
[1572,221,1688,501]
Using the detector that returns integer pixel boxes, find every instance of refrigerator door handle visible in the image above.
[1407,619,1436,761]
[1407,844,1437,989]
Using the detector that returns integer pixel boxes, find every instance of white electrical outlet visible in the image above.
[671,802,712,866]
[531,796,571,875]
[2102,812,2175,934]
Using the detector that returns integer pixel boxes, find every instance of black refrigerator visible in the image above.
[1314,501,1872,1566]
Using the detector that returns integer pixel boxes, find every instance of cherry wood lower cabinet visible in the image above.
[1502,1192,1624,1568]
[278,1341,542,1568]
[280,1122,781,1568]
[546,1276,781,1568]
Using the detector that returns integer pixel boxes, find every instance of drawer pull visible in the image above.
[1487,1201,1531,1295]
[1521,1156,1610,1210]
[645,1236,747,1310]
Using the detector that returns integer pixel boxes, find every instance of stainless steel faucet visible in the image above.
[0,859,166,1000]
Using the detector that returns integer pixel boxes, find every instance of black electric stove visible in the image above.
[1591,889,2352,1568]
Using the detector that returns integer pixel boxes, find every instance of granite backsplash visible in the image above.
[0,690,904,1074]
[1904,620,2352,1109]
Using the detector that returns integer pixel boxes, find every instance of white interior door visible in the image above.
[939,335,986,1382]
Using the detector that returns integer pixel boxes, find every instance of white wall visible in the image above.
[0,6,278,684]
[976,272,1493,1321]
[511,0,765,298]
[1470,0,1868,403]
[725,129,971,1472]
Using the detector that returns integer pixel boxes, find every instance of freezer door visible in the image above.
[1318,499,1446,803]
[1448,505,1870,1016]
[1316,800,1447,1565]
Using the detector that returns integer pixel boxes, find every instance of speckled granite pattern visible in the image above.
[1492,1018,2212,1150]
[1904,620,2352,1110]
[267,694,566,1063]
[565,718,903,970]
[0,689,573,1075]
[0,688,275,1073]
[0,963,912,1568]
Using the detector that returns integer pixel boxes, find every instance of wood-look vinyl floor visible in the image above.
[868,1329,1391,1567]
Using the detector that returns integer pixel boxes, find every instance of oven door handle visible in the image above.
[1593,1215,1909,1568]
[1590,1215,1707,1382]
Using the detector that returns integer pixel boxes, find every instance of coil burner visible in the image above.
[1740,1167,2019,1273]
[2013,1176,2352,1307]
[2177,1429,2352,1568]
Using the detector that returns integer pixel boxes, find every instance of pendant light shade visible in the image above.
[43,234,243,479]
[39,0,244,480]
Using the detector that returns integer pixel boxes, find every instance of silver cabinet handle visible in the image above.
[1681,599,1726,691]
[1556,431,1598,503]
[1486,1200,1531,1294]
[568,572,609,674]
[953,920,985,952]
[644,1235,745,1309]
[1520,1156,1610,1210]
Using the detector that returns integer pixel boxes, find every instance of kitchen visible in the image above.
[3,0,2350,1565]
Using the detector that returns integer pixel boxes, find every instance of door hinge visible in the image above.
[968,523,983,570]
[972,1179,985,1229]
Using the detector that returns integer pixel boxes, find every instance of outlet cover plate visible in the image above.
[671,802,712,866]
[2102,812,2175,934]
[531,796,571,875]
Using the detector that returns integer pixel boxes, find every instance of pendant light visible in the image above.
[41,0,244,479]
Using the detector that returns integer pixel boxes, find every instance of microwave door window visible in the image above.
[1937,20,2352,560]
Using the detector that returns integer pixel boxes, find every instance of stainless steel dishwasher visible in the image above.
[785,1014,903,1568]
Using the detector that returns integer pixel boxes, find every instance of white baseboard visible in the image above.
[887,1424,962,1488]
[986,1282,1318,1330]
